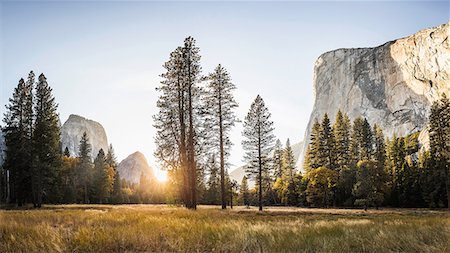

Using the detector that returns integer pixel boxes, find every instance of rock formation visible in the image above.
[117,151,154,184]
[299,22,450,170]
[61,114,109,159]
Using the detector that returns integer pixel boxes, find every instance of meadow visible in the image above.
[0,205,449,252]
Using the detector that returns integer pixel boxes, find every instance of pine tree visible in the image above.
[154,37,203,209]
[428,94,450,208]
[353,160,388,210]
[93,149,113,204]
[333,110,351,170]
[3,73,34,206]
[272,139,283,178]
[32,73,61,207]
[205,155,220,204]
[350,117,373,164]
[242,95,275,211]
[319,113,335,170]
[204,64,238,209]
[373,124,386,169]
[304,120,321,171]
[77,132,92,203]
[240,176,250,206]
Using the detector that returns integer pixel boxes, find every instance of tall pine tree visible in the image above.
[242,95,275,211]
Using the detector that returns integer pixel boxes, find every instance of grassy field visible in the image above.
[0,205,449,252]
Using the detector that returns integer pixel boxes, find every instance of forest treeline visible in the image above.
[1,36,449,210]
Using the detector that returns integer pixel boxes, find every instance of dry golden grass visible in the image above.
[0,205,449,252]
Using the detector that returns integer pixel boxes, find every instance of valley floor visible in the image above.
[0,205,449,252]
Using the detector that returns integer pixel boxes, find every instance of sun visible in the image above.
[155,168,168,182]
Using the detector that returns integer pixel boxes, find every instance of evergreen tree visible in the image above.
[373,124,386,169]
[319,113,335,170]
[353,160,388,210]
[3,73,34,206]
[304,120,321,171]
[350,117,373,163]
[428,94,450,208]
[32,73,61,207]
[77,132,92,203]
[333,110,351,170]
[154,37,203,209]
[240,176,250,207]
[93,149,113,203]
[205,155,220,204]
[272,139,284,178]
[204,64,238,209]
[242,95,275,211]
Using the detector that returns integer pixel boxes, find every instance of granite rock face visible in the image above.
[61,114,109,159]
[299,22,450,170]
[117,151,154,184]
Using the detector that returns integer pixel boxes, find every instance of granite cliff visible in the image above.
[299,22,450,170]
[61,114,109,159]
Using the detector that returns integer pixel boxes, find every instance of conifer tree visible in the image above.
[240,176,250,206]
[3,73,34,206]
[373,124,386,169]
[304,120,321,171]
[93,149,113,203]
[154,37,203,209]
[333,110,351,170]
[77,132,92,203]
[32,73,61,207]
[242,95,275,211]
[205,155,220,204]
[272,139,284,178]
[204,64,238,209]
[319,113,335,170]
[428,94,450,209]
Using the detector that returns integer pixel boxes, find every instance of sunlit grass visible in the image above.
[1,205,449,252]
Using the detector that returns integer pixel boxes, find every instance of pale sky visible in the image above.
[1,1,448,172]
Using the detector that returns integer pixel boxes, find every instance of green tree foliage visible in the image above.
[319,114,335,170]
[304,120,321,171]
[242,95,275,211]
[77,132,93,204]
[3,73,34,206]
[353,160,388,210]
[333,110,351,170]
[32,73,61,207]
[305,167,338,207]
[427,94,450,208]
[205,155,220,204]
[93,149,114,204]
[239,176,250,206]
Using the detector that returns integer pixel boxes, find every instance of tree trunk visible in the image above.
[219,92,226,210]
[187,54,196,210]
[258,125,263,212]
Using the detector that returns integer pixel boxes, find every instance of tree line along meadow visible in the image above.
[0,36,449,210]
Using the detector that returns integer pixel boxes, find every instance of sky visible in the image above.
[0,1,449,173]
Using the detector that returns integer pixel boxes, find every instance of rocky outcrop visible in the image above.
[300,22,450,170]
[61,114,108,159]
[117,151,154,184]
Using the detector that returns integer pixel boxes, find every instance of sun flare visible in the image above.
[155,168,168,182]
